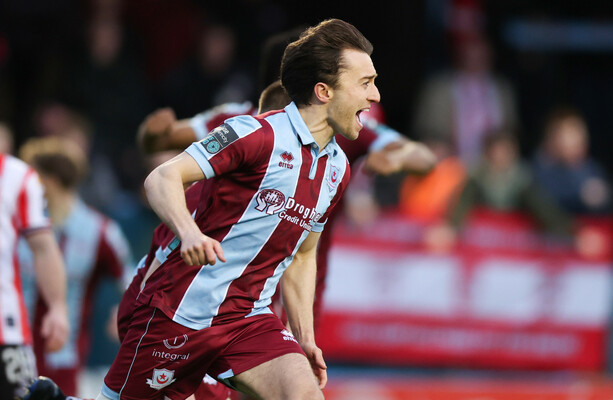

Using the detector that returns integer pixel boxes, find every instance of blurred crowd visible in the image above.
[350,2,611,256]
[1,0,612,383]
[1,0,263,257]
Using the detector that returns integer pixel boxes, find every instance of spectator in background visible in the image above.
[18,136,132,396]
[155,21,254,119]
[399,136,466,223]
[58,1,150,194]
[412,33,519,167]
[426,130,572,252]
[450,130,571,233]
[532,107,610,215]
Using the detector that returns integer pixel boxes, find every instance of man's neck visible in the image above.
[298,104,334,152]
[47,190,77,226]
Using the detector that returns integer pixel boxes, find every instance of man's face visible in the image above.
[554,117,588,165]
[326,49,380,140]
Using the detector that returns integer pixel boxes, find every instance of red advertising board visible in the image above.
[323,376,613,400]
[318,210,613,370]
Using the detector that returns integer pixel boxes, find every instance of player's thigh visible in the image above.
[229,353,323,400]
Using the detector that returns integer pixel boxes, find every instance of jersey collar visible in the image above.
[285,102,315,147]
[285,102,339,157]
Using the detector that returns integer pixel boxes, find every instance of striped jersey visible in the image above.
[0,154,51,345]
[138,102,351,330]
[189,102,401,157]
[189,101,255,138]
[19,198,132,368]
[188,103,402,327]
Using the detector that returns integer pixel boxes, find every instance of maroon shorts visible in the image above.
[116,266,147,343]
[118,267,231,400]
[103,305,304,400]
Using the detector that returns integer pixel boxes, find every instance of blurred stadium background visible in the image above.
[3,0,613,398]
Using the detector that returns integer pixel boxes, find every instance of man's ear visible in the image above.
[313,82,333,104]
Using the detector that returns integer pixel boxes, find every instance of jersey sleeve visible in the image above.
[97,218,134,287]
[185,115,269,178]
[189,102,254,140]
[363,118,403,151]
[17,169,51,235]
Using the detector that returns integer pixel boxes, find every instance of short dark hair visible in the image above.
[280,19,373,106]
[258,80,290,113]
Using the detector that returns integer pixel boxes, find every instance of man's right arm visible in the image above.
[143,152,225,266]
[25,230,69,352]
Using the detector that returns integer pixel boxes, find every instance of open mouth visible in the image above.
[356,108,369,129]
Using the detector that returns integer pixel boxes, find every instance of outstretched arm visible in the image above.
[144,152,225,266]
[26,230,69,352]
[363,137,437,176]
[282,231,327,388]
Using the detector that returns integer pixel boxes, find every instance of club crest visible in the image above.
[147,368,176,390]
[327,164,340,191]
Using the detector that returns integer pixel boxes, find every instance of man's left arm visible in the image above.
[281,230,327,389]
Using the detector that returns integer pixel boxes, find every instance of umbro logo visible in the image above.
[279,152,294,169]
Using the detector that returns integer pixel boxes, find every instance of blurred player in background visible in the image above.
[0,149,69,398]
[18,137,133,396]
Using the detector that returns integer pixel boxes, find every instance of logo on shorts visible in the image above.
[281,329,298,344]
[152,348,190,361]
[255,189,286,215]
[147,368,176,390]
[163,334,188,349]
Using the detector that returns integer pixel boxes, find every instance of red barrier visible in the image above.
[319,210,613,370]
[323,376,613,400]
